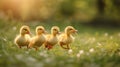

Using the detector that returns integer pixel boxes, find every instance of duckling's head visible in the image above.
[36,26,45,35]
[65,26,77,35]
[51,26,60,36]
[20,25,30,35]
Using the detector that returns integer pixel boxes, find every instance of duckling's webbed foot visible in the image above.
[47,45,52,50]
[44,42,49,48]
[18,46,22,49]
[45,44,48,48]
[60,42,69,49]
[27,45,29,49]
[35,47,38,51]
[66,44,70,49]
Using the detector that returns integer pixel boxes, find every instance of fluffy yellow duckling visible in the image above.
[14,25,31,49]
[44,26,60,50]
[29,26,46,50]
[59,26,77,49]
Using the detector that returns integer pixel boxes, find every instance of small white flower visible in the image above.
[3,38,7,42]
[43,50,47,54]
[76,53,80,58]
[25,51,29,54]
[97,42,102,46]
[79,50,84,54]
[89,48,94,53]
[13,26,17,30]
[110,36,113,39]
[104,33,108,37]
[68,49,73,54]
[92,37,95,42]
[86,52,90,56]
[118,33,120,37]
[45,58,53,63]
[118,52,120,56]
[39,51,48,58]
[39,52,44,56]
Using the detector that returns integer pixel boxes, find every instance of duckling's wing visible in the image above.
[14,35,20,45]
[58,34,65,40]
[28,37,36,48]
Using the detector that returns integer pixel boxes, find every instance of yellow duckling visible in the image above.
[59,26,77,49]
[29,26,46,50]
[14,25,31,49]
[44,26,60,50]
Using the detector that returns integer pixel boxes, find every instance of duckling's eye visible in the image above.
[69,28,73,30]
[23,29,27,31]
[53,29,57,31]
[38,28,42,30]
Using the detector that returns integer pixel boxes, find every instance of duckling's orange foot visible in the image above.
[18,46,22,49]
[47,45,53,50]
[27,46,31,49]
[27,45,29,49]
[60,42,65,48]
[66,45,70,50]
[45,45,48,48]
[35,47,38,51]
[45,45,49,49]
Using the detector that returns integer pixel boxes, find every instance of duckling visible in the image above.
[44,26,60,50]
[59,26,77,49]
[14,25,31,49]
[29,26,46,51]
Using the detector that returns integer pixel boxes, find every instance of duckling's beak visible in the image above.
[73,30,78,33]
[74,30,78,35]
[29,32,32,35]
[44,31,48,34]
[26,31,30,34]
[71,30,77,35]
[75,30,78,32]
[58,32,61,35]
[26,31,32,35]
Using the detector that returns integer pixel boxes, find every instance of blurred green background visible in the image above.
[0,0,120,25]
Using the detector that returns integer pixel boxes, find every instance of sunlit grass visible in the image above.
[0,20,120,67]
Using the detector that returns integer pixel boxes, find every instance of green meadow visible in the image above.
[0,20,120,67]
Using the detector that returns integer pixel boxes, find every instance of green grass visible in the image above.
[0,20,120,67]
